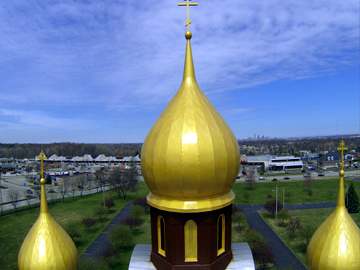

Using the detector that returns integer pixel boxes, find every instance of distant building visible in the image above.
[325,151,339,162]
[300,151,319,162]
[242,155,303,171]
[268,156,303,171]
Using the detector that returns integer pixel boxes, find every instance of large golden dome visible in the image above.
[141,32,240,213]
[18,152,78,270]
[307,141,360,270]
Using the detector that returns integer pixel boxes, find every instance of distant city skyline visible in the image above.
[0,1,359,143]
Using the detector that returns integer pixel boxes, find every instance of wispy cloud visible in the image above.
[0,109,91,130]
[0,0,358,141]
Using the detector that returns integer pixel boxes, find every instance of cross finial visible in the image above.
[37,151,47,181]
[337,140,347,171]
[177,0,199,31]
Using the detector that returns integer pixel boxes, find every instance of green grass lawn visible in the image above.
[0,182,148,270]
[261,208,360,266]
[2,178,359,270]
[90,207,276,270]
[233,178,360,204]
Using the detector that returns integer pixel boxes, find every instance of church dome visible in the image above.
[18,153,78,270]
[141,32,240,213]
[307,141,360,270]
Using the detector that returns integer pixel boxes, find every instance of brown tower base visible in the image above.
[150,205,233,270]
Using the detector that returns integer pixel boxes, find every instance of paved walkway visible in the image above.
[83,201,133,258]
[237,202,335,270]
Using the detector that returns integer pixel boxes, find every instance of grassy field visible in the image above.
[233,178,360,204]
[262,208,360,265]
[2,178,359,269]
[0,182,147,270]
[92,206,276,270]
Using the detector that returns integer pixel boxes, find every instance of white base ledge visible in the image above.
[129,243,255,270]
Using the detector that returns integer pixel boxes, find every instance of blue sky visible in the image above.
[0,0,359,143]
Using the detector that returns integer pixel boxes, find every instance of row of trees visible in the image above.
[0,143,142,159]
[0,162,139,214]
[239,136,360,156]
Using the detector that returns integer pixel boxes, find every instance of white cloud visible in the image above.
[0,109,91,130]
[0,0,358,142]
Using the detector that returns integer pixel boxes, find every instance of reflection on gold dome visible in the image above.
[141,31,240,213]
[307,140,360,270]
[18,151,78,270]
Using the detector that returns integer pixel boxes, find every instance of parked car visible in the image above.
[283,177,290,180]
[26,189,33,195]
[318,173,324,177]
[259,176,265,181]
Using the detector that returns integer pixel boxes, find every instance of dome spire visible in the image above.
[18,151,78,270]
[307,140,360,270]
[183,31,196,82]
[178,0,198,81]
[38,150,49,213]
[336,139,347,207]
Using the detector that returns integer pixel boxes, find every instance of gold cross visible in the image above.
[177,0,199,30]
[337,140,347,170]
[37,151,47,179]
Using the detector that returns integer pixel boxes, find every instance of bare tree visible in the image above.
[303,172,313,196]
[60,179,70,202]
[77,174,87,197]
[125,159,139,193]
[95,169,105,193]
[245,166,257,190]
[0,172,3,215]
[8,189,20,210]
[71,181,77,199]
[108,162,138,200]
[23,190,32,208]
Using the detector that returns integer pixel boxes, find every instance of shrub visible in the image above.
[82,217,97,229]
[277,209,290,220]
[251,241,274,267]
[121,216,143,229]
[277,210,290,228]
[232,210,245,233]
[133,197,148,208]
[64,222,81,245]
[131,205,145,218]
[78,258,109,270]
[264,199,283,217]
[244,229,265,244]
[287,217,302,239]
[346,183,359,213]
[104,197,115,209]
[94,206,108,222]
[110,225,134,249]
[301,225,315,246]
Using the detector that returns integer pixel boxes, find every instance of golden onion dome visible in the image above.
[18,152,78,270]
[141,31,240,213]
[307,141,360,270]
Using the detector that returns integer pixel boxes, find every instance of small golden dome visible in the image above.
[18,152,77,270]
[141,33,240,213]
[307,141,360,269]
